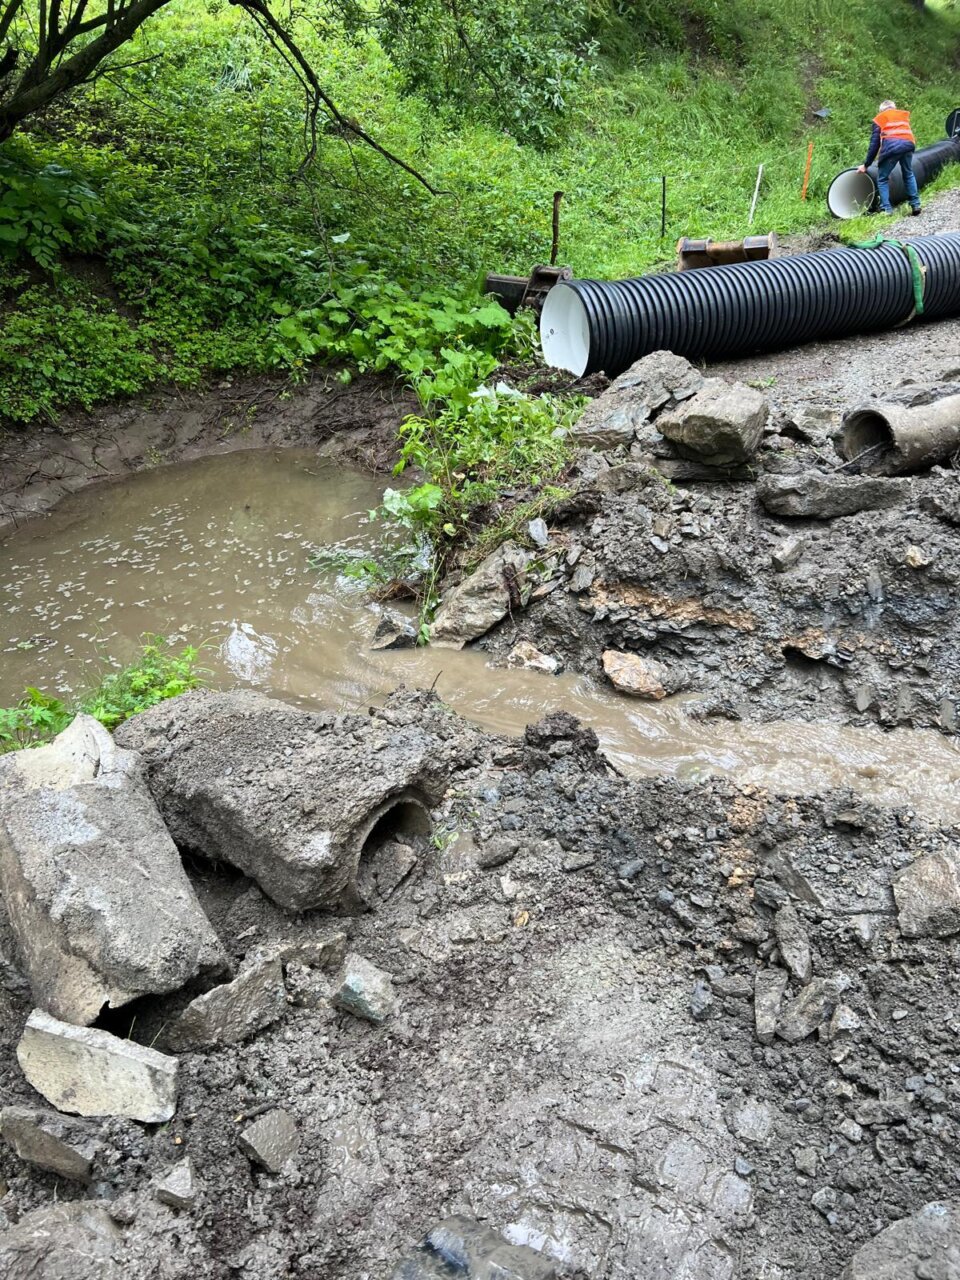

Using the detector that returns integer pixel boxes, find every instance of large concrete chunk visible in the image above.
[0,1105,100,1182]
[0,1201,121,1279]
[163,958,287,1051]
[430,542,530,649]
[0,714,225,1025]
[658,378,767,466]
[116,691,448,912]
[17,1008,178,1122]
[894,851,960,938]
[843,1201,960,1279]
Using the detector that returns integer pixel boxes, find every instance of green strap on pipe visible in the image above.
[852,233,926,319]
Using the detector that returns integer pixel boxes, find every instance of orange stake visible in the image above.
[800,140,814,201]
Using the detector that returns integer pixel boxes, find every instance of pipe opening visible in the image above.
[540,284,591,376]
[841,409,895,470]
[827,168,877,220]
[354,794,431,907]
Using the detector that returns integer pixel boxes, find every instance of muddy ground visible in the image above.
[1,196,960,1279]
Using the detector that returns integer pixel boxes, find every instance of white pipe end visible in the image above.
[828,168,877,219]
[540,284,590,376]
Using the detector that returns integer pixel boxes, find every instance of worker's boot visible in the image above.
[910,206,922,216]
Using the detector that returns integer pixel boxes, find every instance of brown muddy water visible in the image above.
[3,449,960,820]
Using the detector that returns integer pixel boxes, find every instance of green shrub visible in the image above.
[0,638,204,753]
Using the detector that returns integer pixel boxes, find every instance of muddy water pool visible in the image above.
[3,448,960,820]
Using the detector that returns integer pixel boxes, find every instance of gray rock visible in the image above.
[391,1214,556,1279]
[843,1200,960,1279]
[567,558,596,594]
[0,714,224,1025]
[0,1201,122,1279]
[116,690,447,913]
[476,837,519,870]
[772,535,805,572]
[828,1004,862,1039]
[430,542,530,649]
[17,1008,178,1122]
[0,1106,100,1182]
[773,903,812,984]
[757,472,908,519]
[163,958,287,1051]
[570,350,703,450]
[239,1109,299,1173]
[776,976,847,1044]
[689,978,713,1022]
[754,968,789,1045]
[794,1147,818,1177]
[260,932,348,973]
[155,1158,197,1210]
[371,609,418,650]
[894,851,960,938]
[657,378,767,465]
[527,517,549,548]
[332,953,395,1024]
[852,1095,913,1127]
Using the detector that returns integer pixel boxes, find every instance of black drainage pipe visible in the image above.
[540,232,960,378]
[827,111,960,218]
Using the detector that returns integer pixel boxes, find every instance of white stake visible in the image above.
[749,163,764,226]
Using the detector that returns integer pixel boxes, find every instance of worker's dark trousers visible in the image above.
[877,148,920,213]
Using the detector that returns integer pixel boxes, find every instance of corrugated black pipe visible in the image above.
[828,136,960,218]
[540,232,960,378]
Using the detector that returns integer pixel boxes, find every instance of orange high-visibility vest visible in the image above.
[873,109,915,145]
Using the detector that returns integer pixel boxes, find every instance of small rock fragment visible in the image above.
[0,1106,100,1183]
[371,610,418,650]
[838,1119,863,1144]
[331,953,396,1024]
[794,1147,818,1177]
[155,1158,197,1210]
[476,837,519,870]
[773,903,812,984]
[391,1214,557,1280]
[506,641,560,675]
[776,976,846,1044]
[689,978,714,1022]
[904,544,933,568]
[894,851,960,938]
[527,518,549,548]
[754,968,789,1045]
[772,536,805,572]
[602,650,669,699]
[163,959,287,1052]
[17,1009,177,1122]
[239,1109,299,1173]
[827,1004,862,1039]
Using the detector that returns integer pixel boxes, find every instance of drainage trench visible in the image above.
[3,449,960,821]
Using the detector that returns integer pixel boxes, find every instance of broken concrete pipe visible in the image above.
[540,232,960,378]
[827,114,960,219]
[841,392,960,474]
[114,690,441,912]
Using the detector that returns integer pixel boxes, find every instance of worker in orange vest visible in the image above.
[857,100,921,216]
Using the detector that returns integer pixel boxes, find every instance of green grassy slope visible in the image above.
[1,0,959,421]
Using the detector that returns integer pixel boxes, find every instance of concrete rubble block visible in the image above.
[155,1157,197,1210]
[115,690,449,913]
[657,378,768,466]
[17,1008,178,1123]
[332,953,396,1024]
[391,1215,557,1279]
[162,958,287,1052]
[776,975,847,1044]
[570,350,704,450]
[430,542,530,649]
[0,1105,100,1182]
[239,1109,299,1173]
[773,903,813,984]
[842,1200,960,1279]
[0,1201,122,1279]
[602,650,669,700]
[757,472,908,519]
[0,714,225,1025]
[893,851,960,938]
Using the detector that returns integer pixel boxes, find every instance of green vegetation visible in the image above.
[0,637,204,752]
[1,0,959,424]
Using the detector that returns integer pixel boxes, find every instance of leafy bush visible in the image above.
[0,150,101,270]
[0,638,204,753]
